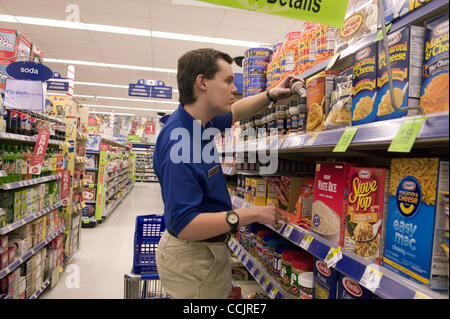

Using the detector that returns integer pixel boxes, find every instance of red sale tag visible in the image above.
[60,170,71,202]
[29,130,50,175]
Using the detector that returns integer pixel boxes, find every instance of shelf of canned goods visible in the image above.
[230,196,446,299]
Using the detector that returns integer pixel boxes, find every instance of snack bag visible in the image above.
[324,67,353,130]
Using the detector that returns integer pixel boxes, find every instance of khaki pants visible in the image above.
[155,230,232,299]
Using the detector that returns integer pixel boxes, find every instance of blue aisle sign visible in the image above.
[129,79,172,99]
[6,62,53,82]
[46,72,69,92]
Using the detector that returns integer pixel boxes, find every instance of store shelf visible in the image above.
[0,226,65,279]
[106,167,130,182]
[231,196,447,299]
[86,150,100,154]
[29,279,51,299]
[0,132,68,147]
[106,178,130,200]
[101,138,129,150]
[0,174,61,191]
[219,113,449,154]
[0,201,64,235]
[85,168,98,172]
[84,200,96,205]
[228,238,290,299]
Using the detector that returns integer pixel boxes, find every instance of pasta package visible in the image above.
[383,158,449,290]
[352,43,378,125]
[344,167,390,265]
[376,25,425,121]
[306,70,339,132]
[420,13,449,114]
[324,67,353,130]
[312,162,353,246]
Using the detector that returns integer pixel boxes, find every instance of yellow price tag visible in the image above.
[300,234,314,250]
[414,291,432,299]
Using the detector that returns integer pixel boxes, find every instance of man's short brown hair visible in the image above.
[177,48,233,105]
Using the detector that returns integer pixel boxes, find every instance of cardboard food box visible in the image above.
[266,183,278,207]
[313,257,338,299]
[344,167,390,264]
[383,0,433,23]
[245,177,252,202]
[265,176,311,223]
[352,42,378,125]
[383,158,449,290]
[376,25,425,121]
[250,178,267,206]
[311,162,353,246]
[420,13,449,114]
[306,70,340,132]
[337,272,372,299]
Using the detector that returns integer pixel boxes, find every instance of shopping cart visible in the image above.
[124,214,168,299]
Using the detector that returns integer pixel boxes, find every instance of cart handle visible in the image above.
[140,273,160,280]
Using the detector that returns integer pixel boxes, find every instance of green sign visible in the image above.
[128,135,140,142]
[333,127,358,152]
[198,0,349,27]
[388,117,426,153]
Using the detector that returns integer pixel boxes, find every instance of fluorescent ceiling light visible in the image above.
[82,104,175,113]
[74,81,179,93]
[90,111,136,116]
[0,14,269,47]
[44,58,177,73]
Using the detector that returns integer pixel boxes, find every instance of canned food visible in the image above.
[244,65,266,76]
[245,47,273,59]
[244,75,266,86]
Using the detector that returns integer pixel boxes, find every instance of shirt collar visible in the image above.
[177,103,214,132]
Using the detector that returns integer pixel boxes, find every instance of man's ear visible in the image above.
[195,74,207,92]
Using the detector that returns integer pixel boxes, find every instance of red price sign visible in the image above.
[29,130,50,175]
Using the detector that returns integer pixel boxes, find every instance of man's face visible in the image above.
[204,58,238,115]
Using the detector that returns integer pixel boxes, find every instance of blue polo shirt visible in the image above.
[154,104,233,236]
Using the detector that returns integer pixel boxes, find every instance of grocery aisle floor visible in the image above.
[41,182,164,299]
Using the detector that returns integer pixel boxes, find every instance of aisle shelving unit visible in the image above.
[230,196,446,299]
[218,1,449,300]
[132,144,158,183]
[81,137,134,227]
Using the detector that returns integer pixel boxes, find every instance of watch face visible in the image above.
[228,213,239,224]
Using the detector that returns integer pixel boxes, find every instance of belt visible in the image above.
[167,229,230,243]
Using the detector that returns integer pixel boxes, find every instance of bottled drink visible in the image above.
[4,109,10,133]
[20,112,28,135]
[30,114,37,136]
[9,110,18,134]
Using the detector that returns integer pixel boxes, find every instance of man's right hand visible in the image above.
[236,205,287,230]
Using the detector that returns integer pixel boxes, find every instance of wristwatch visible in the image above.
[226,210,240,233]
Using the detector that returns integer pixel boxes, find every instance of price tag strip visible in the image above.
[359,265,383,293]
[282,223,294,238]
[269,287,279,299]
[304,133,319,147]
[388,116,426,153]
[299,234,314,251]
[324,247,343,269]
[333,127,358,152]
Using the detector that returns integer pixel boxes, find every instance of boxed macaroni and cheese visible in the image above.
[352,42,378,125]
[420,13,449,114]
[383,158,449,290]
[383,0,434,23]
[376,25,425,121]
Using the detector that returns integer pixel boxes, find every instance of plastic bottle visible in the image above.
[254,114,262,140]
[285,103,292,134]
[9,110,18,134]
[280,250,303,289]
[3,109,10,133]
[290,252,314,298]
[289,100,300,133]
[267,238,287,272]
[298,98,307,133]
[298,272,314,299]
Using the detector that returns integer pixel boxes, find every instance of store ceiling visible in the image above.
[0,0,305,117]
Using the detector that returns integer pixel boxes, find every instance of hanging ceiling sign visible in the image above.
[46,72,69,92]
[197,0,349,27]
[129,79,172,99]
[6,61,53,82]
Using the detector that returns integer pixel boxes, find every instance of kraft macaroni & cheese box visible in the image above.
[376,25,425,121]
[352,43,378,125]
[382,0,434,23]
[383,158,449,289]
[312,257,338,299]
[420,13,449,115]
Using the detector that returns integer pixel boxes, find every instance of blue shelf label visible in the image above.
[46,80,69,92]
[150,85,172,99]
[128,83,151,97]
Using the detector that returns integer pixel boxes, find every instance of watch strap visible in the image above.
[226,210,239,233]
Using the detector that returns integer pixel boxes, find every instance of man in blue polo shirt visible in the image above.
[154,48,303,299]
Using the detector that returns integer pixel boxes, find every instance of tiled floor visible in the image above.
[41,182,164,299]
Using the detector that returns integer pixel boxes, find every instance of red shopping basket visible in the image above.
[132,214,165,274]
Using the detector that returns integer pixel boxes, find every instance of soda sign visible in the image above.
[29,129,50,175]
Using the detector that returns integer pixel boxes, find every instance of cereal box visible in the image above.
[337,272,373,299]
[313,257,338,299]
[376,25,425,121]
[311,162,353,246]
[420,13,449,114]
[344,167,390,264]
[352,43,378,125]
[306,70,339,132]
[383,158,449,289]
